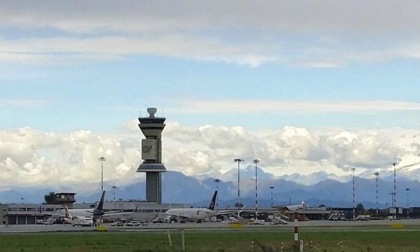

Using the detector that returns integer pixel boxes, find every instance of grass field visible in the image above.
[1,228,420,252]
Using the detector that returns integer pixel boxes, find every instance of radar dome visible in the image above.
[147,107,157,118]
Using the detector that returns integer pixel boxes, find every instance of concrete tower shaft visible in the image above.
[137,108,167,203]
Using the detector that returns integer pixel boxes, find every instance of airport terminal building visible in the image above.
[2,200,187,225]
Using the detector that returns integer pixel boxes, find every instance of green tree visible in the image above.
[44,192,56,204]
[356,203,365,215]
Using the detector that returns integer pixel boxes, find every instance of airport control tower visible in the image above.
[137,108,167,203]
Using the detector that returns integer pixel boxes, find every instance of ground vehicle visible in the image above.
[111,221,123,226]
[126,221,141,226]
[36,219,50,225]
[270,217,288,225]
[72,217,94,227]
[252,219,265,225]
[151,217,166,223]
[356,215,371,221]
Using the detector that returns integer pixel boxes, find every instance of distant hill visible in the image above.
[1,170,419,209]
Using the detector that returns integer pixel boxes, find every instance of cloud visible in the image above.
[0,127,142,188]
[1,1,420,66]
[0,36,276,67]
[0,98,49,107]
[1,122,419,192]
[171,99,420,114]
[1,0,419,36]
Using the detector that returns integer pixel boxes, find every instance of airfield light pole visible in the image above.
[98,157,106,192]
[406,188,410,219]
[393,162,397,219]
[352,168,356,220]
[374,172,380,216]
[254,159,259,220]
[389,192,394,207]
[112,185,117,201]
[234,158,244,218]
[270,186,274,208]
[392,163,397,208]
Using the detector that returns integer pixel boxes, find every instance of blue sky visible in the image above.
[1,1,420,192]
[1,1,420,133]
[3,56,420,131]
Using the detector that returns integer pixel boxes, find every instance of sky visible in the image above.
[1,1,420,193]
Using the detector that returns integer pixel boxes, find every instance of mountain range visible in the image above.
[1,164,419,210]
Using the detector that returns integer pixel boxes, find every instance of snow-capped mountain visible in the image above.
[2,169,420,209]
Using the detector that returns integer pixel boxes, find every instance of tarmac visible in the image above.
[1,219,420,233]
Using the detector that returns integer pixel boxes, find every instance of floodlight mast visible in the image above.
[406,188,410,219]
[234,158,244,221]
[112,185,118,201]
[234,159,244,205]
[374,172,380,216]
[393,163,397,212]
[270,186,275,207]
[352,168,356,221]
[98,157,106,192]
[254,159,260,220]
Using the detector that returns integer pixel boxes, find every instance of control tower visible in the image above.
[137,108,167,203]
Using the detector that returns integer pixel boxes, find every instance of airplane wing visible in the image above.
[102,206,139,217]
[40,208,68,218]
[45,212,66,218]
[277,202,305,212]
[102,211,131,216]
[215,205,246,215]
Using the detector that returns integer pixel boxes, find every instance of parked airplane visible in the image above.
[63,206,94,226]
[278,201,305,212]
[54,190,107,220]
[165,191,241,222]
[53,191,128,221]
[40,190,137,225]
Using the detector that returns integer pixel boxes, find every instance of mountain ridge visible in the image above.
[1,169,419,209]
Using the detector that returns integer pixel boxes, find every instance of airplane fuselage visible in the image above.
[165,208,216,221]
[55,208,96,218]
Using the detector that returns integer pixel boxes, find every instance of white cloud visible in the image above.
[0,98,49,107]
[1,120,419,192]
[1,0,419,36]
[171,99,420,114]
[1,1,420,66]
[0,36,275,67]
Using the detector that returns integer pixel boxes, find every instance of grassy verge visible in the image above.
[0,229,419,252]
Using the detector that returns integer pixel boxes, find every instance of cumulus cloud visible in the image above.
[0,127,143,189]
[1,1,420,66]
[3,122,418,191]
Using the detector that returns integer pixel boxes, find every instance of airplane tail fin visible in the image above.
[95,191,106,211]
[207,190,218,210]
[64,205,71,219]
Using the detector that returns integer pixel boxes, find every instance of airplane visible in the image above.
[62,205,94,226]
[165,191,242,222]
[52,190,129,222]
[54,190,107,220]
[277,201,305,212]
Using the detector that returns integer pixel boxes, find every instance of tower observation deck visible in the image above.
[137,108,167,203]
